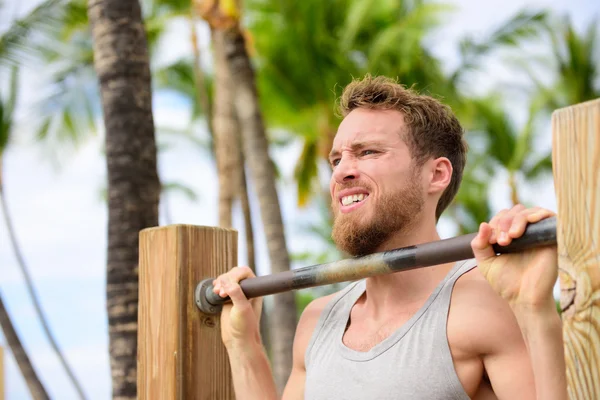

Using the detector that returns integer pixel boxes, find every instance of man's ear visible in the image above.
[427,157,453,195]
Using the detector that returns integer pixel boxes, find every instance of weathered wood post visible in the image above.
[137,225,237,399]
[552,98,600,398]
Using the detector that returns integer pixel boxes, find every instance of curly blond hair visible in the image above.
[337,74,467,220]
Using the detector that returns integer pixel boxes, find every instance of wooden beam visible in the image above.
[552,98,600,399]
[137,225,237,399]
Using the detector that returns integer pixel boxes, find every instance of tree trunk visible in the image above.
[237,141,271,352]
[189,10,214,146]
[508,171,520,205]
[212,29,240,228]
[0,294,49,400]
[223,28,297,392]
[87,1,160,398]
[238,153,256,273]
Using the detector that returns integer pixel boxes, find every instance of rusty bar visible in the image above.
[197,216,557,314]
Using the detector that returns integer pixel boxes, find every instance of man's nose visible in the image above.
[332,156,360,183]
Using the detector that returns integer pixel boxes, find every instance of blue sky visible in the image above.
[0,0,598,398]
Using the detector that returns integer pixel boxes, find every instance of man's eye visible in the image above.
[362,150,376,156]
[331,159,340,167]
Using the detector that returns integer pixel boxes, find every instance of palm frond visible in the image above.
[340,0,379,51]
[508,92,546,171]
[453,9,548,83]
[0,66,19,153]
[162,181,199,201]
[472,97,517,167]
[523,153,553,180]
[0,0,66,67]
[294,138,319,207]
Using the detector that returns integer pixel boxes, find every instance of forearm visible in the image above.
[513,302,567,400]
[227,341,278,400]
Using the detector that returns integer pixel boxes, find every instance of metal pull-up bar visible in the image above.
[195,216,557,314]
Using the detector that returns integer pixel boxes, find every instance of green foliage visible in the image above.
[246,0,460,206]
[455,10,549,84]
[546,15,599,106]
[0,67,18,154]
[0,0,66,67]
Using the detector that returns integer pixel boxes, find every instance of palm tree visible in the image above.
[87,0,161,398]
[0,66,51,400]
[0,294,49,400]
[1,2,88,398]
[246,0,549,218]
[198,0,298,391]
[536,14,599,109]
[470,94,553,207]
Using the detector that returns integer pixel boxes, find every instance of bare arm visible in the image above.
[450,277,536,398]
[282,294,334,400]
[511,302,566,400]
[227,341,278,400]
[215,267,278,400]
[451,273,565,400]
[471,206,567,400]
[214,265,333,400]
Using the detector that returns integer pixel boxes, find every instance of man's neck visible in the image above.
[361,217,456,319]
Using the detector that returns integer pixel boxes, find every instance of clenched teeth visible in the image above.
[341,193,368,206]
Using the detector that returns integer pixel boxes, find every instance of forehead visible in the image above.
[332,108,406,150]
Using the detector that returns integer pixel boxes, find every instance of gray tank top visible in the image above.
[304,259,478,400]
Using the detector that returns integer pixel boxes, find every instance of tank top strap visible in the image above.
[305,280,365,366]
[438,258,478,299]
[430,257,479,338]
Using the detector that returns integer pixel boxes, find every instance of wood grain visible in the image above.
[552,98,600,399]
[138,224,237,399]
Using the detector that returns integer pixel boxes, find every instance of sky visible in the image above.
[0,0,598,398]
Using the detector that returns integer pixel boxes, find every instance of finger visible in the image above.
[508,211,529,239]
[228,266,256,283]
[526,208,556,223]
[213,266,255,297]
[508,207,554,239]
[497,204,528,245]
[488,209,507,243]
[221,278,253,311]
[471,222,496,261]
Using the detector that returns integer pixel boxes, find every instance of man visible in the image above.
[212,75,567,399]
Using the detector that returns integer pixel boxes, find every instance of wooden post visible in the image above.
[137,225,237,399]
[552,98,600,399]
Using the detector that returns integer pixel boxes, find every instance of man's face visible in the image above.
[328,108,425,256]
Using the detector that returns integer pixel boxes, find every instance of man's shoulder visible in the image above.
[297,291,339,334]
[291,290,341,370]
[448,267,524,354]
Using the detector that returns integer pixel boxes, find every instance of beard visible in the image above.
[331,171,424,257]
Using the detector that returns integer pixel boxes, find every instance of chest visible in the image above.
[306,310,473,400]
[341,307,420,352]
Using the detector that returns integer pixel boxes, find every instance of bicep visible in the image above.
[281,329,308,400]
[452,276,535,399]
[483,338,535,399]
[479,301,535,398]
[281,366,306,400]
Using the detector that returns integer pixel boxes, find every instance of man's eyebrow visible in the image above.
[329,140,385,159]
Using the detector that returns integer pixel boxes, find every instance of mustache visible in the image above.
[333,182,373,193]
